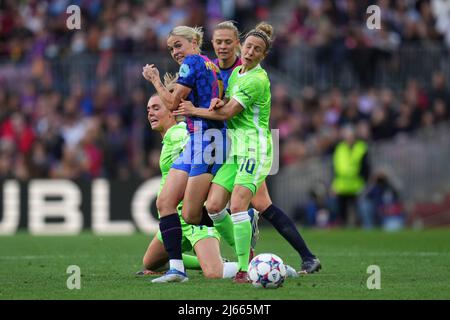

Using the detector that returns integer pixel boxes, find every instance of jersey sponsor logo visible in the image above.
[179,63,190,77]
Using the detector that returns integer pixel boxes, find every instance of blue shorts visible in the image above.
[172,129,227,177]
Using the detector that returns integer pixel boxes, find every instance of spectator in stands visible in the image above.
[331,125,370,227]
[0,0,449,181]
[359,170,406,231]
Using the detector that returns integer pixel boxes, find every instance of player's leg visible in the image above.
[181,131,220,226]
[140,234,169,274]
[252,181,321,274]
[140,228,202,275]
[229,155,270,283]
[152,168,189,282]
[190,229,239,279]
[181,173,214,225]
[194,238,223,278]
[205,183,234,248]
[229,184,254,278]
[206,161,236,249]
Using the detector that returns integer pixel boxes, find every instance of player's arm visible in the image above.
[174,98,243,121]
[142,64,192,111]
[170,84,191,112]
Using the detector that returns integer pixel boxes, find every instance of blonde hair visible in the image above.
[245,22,274,53]
[169,26,204,53]
[150,73,178,99]
[214,20,241,55]
[163,72,179,92]
[214,20,240,39]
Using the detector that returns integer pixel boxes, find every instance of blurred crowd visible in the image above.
[274,71,450,166]
[0,0,449,181]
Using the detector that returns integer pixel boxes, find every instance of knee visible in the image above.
[229,202,247,213]
[182,210,201,225]
[142,255,152,270]
[156,196,166,213]
[251,199,271,213]
[206,200,226,215]
[156,194,175,214]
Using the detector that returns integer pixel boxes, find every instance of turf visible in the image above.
[1,228,449,300]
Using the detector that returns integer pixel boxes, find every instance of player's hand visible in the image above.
[142,64,160,84]
[208,98,224,111]
[173,99,196,117]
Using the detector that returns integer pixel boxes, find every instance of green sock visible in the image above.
[182,253,201,270]
[232,216,252,272]
[213,212,236,251]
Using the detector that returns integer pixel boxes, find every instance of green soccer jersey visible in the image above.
[225,64,272,159]
[159,122,188,195]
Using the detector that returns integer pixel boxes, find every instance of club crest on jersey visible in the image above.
[179,64,190,77]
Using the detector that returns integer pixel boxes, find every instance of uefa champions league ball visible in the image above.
[248,253,287,288]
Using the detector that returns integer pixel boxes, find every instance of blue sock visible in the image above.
[159,213,183,261]
[262,204,316,261]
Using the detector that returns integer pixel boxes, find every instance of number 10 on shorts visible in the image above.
[239,157,256,175]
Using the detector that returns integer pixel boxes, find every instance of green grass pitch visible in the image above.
[1,228,449,300]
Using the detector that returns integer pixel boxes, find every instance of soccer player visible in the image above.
[210,21,321,274]
[174,22,281,282]
[138,75,240,280]
[142,26,225,282]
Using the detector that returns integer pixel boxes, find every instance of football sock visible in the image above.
[231,211,252,272]
[209,208,235,250]
[169,259,185,273]
[223,262,240,279]
[159,213,185,273]
[262,204,316,261]
[182,254,201,270]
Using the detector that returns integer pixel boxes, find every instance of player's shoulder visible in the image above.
[165,123,187,142]
[183,54,204,66]
[253,65,269,79]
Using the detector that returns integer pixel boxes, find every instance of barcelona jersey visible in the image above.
[176,54,224,134]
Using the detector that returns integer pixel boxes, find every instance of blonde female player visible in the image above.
[142,26,225,283]
[210,21,321,275]
[175,22,284,283]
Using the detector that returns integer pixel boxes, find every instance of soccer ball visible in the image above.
[248,253,287,288]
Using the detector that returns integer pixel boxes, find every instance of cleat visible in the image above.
[285,265,299,278]
[248,208,260,250]
[299,258,322,274]
[151,269,189,283]
[136,269,165,276]
[233,271,251,284]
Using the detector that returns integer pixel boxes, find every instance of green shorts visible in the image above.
[157,206,220,252]
[212,154,272,195]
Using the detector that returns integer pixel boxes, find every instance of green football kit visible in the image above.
[212,64,273,195]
